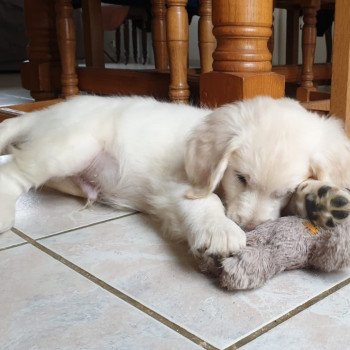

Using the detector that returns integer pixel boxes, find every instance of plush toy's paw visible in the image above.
[220,247,274,290]
[294,180,350,228]
[196,254,222,276]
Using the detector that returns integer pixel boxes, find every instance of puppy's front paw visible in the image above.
[190,219,246,265]
[294,180,350,228]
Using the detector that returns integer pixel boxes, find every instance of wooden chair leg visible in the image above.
[296,0,320,102]
[55,0,79,97]
[22,0,60,100]
[142,20,148,64]
[81,0,104,68]
[123,19,130,64]
[286,8,300,64]
[115,28,121,63]
[132,21,138,63]
[198,0,216,73]
[325,26,332,63]
[267,6,275,56]
[330,0,350,134]
[152,0,168,70]
[200,0,284,107]
[166,0,190,103]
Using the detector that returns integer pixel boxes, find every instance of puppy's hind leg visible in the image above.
[0,136,102,232]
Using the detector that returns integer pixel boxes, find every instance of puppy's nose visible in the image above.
[244,222,257,231]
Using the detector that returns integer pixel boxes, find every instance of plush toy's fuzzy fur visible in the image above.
[219,216,350,290]
[215,180,350,290]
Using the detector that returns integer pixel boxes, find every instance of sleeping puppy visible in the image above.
[1,95,350,260]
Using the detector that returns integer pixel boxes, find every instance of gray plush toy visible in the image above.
[218,180,350,290]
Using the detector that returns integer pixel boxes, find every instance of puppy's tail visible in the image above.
[0,114,37,154]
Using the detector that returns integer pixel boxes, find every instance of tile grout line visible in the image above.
[225,276,350,350]
[35,211,139,242]
[12,227,218,350]
[0,241,28,252]
[1,212,138,253]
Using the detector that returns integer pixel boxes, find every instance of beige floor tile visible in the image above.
[0,230,25,250]
[0,244,202,350]
[242,283,350,350]
[40,214,350,349]
[14,188,134,239]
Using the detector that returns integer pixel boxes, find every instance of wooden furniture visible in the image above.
[102,6,149,65]
[200,0,285,107]
[198,0,216,74]
[21,0,190,103]
[296,0,333,101]
[21,0,61,101]
[330,0,350,133]
[20,0,349,127]
[274,1,334,102]
[21,0,284,105]
[280,0,350,132]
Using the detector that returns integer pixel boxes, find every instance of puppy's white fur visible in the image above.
[1,95,350,258]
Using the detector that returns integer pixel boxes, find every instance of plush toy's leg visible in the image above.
[220,247,282,290]
[285,179,350,228]
[309,223,350,272]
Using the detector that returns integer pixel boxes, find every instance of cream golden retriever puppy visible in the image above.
[1,95,350,259]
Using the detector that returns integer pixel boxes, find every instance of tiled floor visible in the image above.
[1,73,350,349]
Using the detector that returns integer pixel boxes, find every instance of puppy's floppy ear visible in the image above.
[185,107,241,198]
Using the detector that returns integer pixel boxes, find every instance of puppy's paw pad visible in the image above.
[317,185,332,198]
[303,183,350,227]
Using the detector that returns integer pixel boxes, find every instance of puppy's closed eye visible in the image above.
[236,174,248,186]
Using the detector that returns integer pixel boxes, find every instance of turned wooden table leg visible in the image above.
[198,0,216,73]
[267,5,275,56]
[142,20,148,64]
[152,0,168,70]
[296,0,320,102]
[55,0,79,97]
[124,19,130,65]
[286,8,300,65]
[81,0,105,68]
[22,0,61,101]
[132,21,138,63]
[330,0,350,134]
[166,0,190,103]
[116,28,121,63]
[200,0,284,107]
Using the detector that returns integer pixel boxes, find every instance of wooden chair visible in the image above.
[21,0,190,103]
[21,0,218,104]
[18,0,349,127]
[273,0,334,105]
